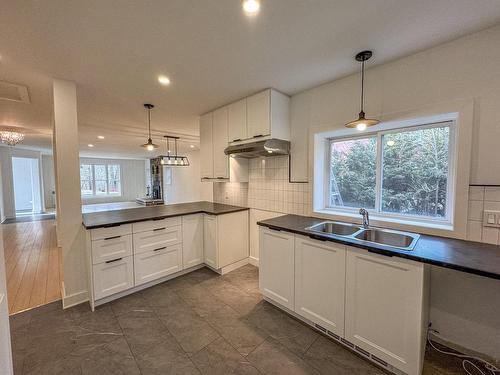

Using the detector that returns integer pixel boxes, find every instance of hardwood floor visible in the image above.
[2,219,61,315]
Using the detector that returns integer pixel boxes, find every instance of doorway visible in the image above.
[11,157,43,216]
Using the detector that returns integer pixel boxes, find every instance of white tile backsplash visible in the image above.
[466,185,500,245]
[213,156,311,216]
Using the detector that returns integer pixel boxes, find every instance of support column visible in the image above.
[52,79,87,308]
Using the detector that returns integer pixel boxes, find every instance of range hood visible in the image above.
[224,139,290,158]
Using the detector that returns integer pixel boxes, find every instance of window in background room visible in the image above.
[80,163,121,197]
[328,121,453,222]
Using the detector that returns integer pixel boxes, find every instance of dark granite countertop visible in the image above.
[82,201,249,229]
[257,214,500,280]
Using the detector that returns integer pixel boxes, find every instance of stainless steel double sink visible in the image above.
[305,221,419,251]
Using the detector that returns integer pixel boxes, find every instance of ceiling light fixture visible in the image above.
[160,136,190,166]
[190,144,195,148]
[158,75,171,86]
[141,103,158,151]
[88,144,94,148]
[0,130,24,146]
[97,135,105,139]
[242,0,260,15]
[345,50,379,131]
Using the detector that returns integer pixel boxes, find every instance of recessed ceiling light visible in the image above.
[190,145,195,148]
[242,0,260,15]
[88,144,94,148]
[158,75,171,86]
[97,135,105,139]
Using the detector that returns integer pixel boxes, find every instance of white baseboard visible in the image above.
[61,282,88,309]
[220,258,249,275]
[249,256,259,267]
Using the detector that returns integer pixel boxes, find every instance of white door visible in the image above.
[259,227,294,310]
[247,90,271,139]
[134,244,182,286]
[212,106,229,179]
[345,246,427,375]
[203,214,218,269]
[182,214,204,268]
[295,235,346,336]
[0,229,13,375]
[200,112,214,179]
[228,98,247,142]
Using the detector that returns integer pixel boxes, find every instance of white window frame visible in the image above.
[314,112,459,230]
[80,163,122,197]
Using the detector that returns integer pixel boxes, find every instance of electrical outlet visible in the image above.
[483,210,500,227]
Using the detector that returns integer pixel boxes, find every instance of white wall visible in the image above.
[0,147,15,219]
[164,151,213,204]
[288,24,500,359]
[42,154,56,209]
[79,157,147,204]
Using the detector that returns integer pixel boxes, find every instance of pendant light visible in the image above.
[345,50,379,131]
[160,136,190,166]
[0,130,24,146]
[141,103,158,151]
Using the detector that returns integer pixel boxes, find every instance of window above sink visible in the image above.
[312,112,460,231]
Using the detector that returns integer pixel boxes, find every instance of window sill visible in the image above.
[313,209,454,234]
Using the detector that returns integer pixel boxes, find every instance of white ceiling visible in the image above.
[1,0,500,157]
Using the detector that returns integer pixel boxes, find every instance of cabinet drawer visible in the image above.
[91,234,133,265]
[133,226,182,255]
[90,224,132,241]
[132,217,182,233]
[93,256,134,300]
[134,244,182,286]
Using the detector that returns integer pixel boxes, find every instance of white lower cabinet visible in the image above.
[134,244,182,286]
[93,256,134,300]
[294,235,346,336]
[344,246,428,375]
[204,211,249,271]
[259,227,295,310]
[133,226,182,255]
[182,214,204,268]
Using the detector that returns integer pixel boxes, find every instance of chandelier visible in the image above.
[160,136,190,166]
[0,130,25,146]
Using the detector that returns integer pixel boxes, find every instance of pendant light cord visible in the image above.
[148,108,152,139]
[360,59,365,113]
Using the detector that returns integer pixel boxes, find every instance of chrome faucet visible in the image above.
[359,208,369,229]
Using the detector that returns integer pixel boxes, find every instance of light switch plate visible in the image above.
[483,210,500,227]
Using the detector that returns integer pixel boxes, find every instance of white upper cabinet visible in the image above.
[200,113,214,179]
[294,235,346,336]
[212,107,229,179]
[228,99,247,143]
[247,90,271,139]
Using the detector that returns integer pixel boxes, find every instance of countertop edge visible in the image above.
[83,206,249,230]
[257,221,500,281]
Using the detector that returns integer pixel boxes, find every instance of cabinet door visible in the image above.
[295,236,345,336]
[200,112,214,179]
[203,214,218,269]
[217,210,249,268]
[247,90,271,139]
[93,256,134,300]
[134,244,182,286]
[182,214,204,268]
[212,107,229,179]
[228,99,247,142]
[259,227,294,310]
[345,247,426,375]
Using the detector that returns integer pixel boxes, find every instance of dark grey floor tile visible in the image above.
[159,307,220,355]
[247,338,321,375]
[29,300,63,318]
[191,337,261,375]
[23,355,82,375]
[110,292,152,317]
[205,305,268,356]
[133,336,200,375]
[9,310,32,332]
[246,301,318,356]
[182,267,220,285]
[140,282,184,307]
[206,280,262,317]
[79,337,141,375]
[303,335,385,375]
[222,266,260,293]
[177,284,225,317]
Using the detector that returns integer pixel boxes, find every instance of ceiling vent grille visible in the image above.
[0,81,30,103]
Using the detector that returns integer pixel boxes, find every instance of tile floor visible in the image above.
[10,265,466,374]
